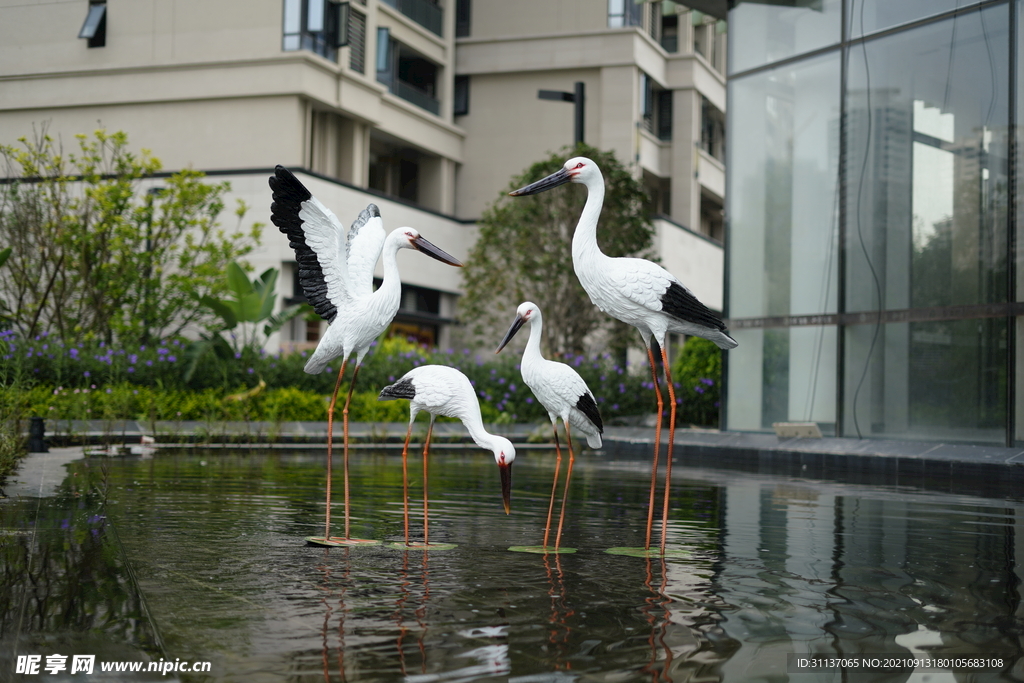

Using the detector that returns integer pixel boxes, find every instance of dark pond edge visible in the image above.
[604,428,1024,500]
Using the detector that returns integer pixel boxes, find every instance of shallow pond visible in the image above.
[4,446,1024,681]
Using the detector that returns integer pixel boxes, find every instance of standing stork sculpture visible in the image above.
[509,157,737,556]
[496,301,602,554]
[270,166,463,547]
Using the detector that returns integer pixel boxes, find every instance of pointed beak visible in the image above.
[499,462,512,515]
[509,168,572,196]
[410,235,463,267]
[495,314,526,354]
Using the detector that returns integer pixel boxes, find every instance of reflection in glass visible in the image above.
[844,320,1007,442]
[728,53,840,320]
[727,326,836,431]
[728,0,842,75]
[846,8,1008,312]
[847,0,962,38]
[844,7,1008,441]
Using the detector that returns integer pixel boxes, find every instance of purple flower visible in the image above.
[701,378,714,386]
[526,397,534,404]
[167,355,176,362]
[127,367,135,373]
[83,371,91,377]
[612,403,619,411]
[145,360,153,367]
[695,386,705,394]
[69,348,79,359]
[129,354,138,364]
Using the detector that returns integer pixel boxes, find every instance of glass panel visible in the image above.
[727,52,840,319]
[283,0,301,34]
[843,320,1006,442]
[726,326,837,432]
[728,0,842,75]
[78,4,106,39]
[848,0,961,38]
[845,8,1009,315]
[307,0,325,31]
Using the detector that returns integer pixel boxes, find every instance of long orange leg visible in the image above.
[340,364,361,540]
[324,359,348,541]
[659,345,677,556]
[553,421,576,551]
[422,419,435,546]
[644,346,664,551]
[401,421,414,545]
[542,421,563,550]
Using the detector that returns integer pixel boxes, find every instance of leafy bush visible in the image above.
[1,332,666,424]
[671,337,722,427]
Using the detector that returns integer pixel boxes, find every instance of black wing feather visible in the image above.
[575,392,604,433]
[661,281,727,332]
[379,378,416,401]
[269,165,338,323]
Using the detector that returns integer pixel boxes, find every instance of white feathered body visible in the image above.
[515,305,602,449]
[380,365,516,462]
[569,165,738,351]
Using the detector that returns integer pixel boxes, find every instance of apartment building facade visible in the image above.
[0,0,727,353]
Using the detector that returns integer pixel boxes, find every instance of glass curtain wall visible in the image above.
[726,54,840,432]
[726,0,1014,445]
[844,7,1009,442]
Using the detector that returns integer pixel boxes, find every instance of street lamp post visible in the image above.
[538,81,585,146]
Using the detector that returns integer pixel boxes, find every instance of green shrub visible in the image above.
[671,337,722,427]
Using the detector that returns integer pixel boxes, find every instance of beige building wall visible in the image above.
[0,0,728,352]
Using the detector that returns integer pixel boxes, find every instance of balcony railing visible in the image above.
[381,0,443,36]
[394,80,440,115]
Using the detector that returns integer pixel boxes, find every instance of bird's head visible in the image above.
[509,157,598,196]
[391,227,463,267]
[495,301,540,353]
[493,437,516,515]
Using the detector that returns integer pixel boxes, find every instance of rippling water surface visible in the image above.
[7,447,1024,681]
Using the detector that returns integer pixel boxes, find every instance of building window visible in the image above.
[380,0,443,37]
[700,97,724,160]
[78,2,107,48]
[641,74,672,141]
[455,0,471,37]
[454,75,469,116]
[661,12,678,52]
[282,0,348,62]
[376,31,441,116]
[369,138,420,203]
[348,7,366,72]
[608,0,640,28]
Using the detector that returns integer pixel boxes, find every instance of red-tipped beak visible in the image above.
[499,462,512,515]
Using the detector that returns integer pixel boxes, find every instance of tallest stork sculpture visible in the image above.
[510,157,737,556]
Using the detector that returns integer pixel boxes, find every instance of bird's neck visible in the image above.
[464,411,500,452]
[373,242,403,309]
[572,175,607,266]
[523,315,546,365]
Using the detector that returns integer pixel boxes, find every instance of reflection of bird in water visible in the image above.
[641,556,673,682]
[497,301,603,552]
[379,365,516,547]
[316,547,350,682]
[394,550,430,676]
[271,166,462,546]
[544,553,574,667]
[510,158,736,555]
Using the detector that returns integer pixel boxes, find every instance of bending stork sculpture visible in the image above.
[270,166,463,547]
[509,157,737,555]
[379,365,516,549]
[496,301,603,553]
